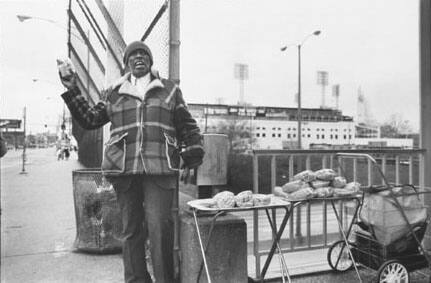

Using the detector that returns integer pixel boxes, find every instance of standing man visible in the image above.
[59,41,204,283]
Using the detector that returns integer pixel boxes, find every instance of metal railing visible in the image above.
[250,148,426,278]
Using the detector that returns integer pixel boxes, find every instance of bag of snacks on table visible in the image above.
[345,182,361,192]
[332,176,347,188]
[213,191,235,208]
[281,180,308,193]
[252,194,271,206]
[315,169,337,181]
[274,186,289,199]
[314,187,334,198]
[293,170,316,182]
[333,188,357,197]
[288,187,315,200]
[311,180,331,189]
[234,190,254,207]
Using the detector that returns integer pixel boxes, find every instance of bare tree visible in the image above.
[380,113,413,138]
[215,117,255,153]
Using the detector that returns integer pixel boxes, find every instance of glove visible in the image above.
[180,146,204,169]
[59,72,77,90]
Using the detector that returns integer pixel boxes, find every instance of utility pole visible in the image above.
[204,104,208,133]
[20,106,27,175]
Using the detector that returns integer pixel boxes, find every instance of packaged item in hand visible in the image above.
[314,187,334,198]
[311,180,330,189]
[289,187,315,200]
[292,170,316,182]
[281,180,308,193]
[332,176,347,188]
[213,191,235,208]
[252,194,271,206]
[235,190,254,207]
[345,182,361,192]
[315,169,337,181]
[56,57,75,79]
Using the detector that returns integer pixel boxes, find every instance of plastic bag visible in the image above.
[234,190,254,207]
[314,187,334,198]
[315,168,337,181]
[292,170,316,182]
[281,180,309,193]
[288,187,315,200]
[213,191,235,208]
[332,176,347,188]
[360,187,428,245]
[311,180,330,189]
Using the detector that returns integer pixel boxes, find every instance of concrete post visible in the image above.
[420,0,431,249]
[180,212,248,283]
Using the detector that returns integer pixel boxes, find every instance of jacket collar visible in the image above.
[115,69,164,100]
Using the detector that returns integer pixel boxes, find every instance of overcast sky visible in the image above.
[0,0,420,133]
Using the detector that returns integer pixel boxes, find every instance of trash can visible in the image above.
[196,134,229,198]
[72,169,122,253]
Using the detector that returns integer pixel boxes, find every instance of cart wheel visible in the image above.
[327,240,355,272]
[377,260,409,283]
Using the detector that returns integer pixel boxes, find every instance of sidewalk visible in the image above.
[1,148,429,282]
[1,148,123,283]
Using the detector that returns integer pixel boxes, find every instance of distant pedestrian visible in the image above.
[56,124,70,161]
[59,41,204,283]
[0,134,7,158]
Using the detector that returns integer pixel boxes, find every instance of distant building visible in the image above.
[189,103,355,150]
[355,123,380,138]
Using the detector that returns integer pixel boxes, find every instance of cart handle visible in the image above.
[335,153,377,164]
[335,153,390,188]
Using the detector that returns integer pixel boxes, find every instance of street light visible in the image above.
[16,14,84,44]
[281,30,321,149]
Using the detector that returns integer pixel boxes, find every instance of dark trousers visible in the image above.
[111,175,177,283]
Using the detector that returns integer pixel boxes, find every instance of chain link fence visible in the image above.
[68,0,172,167]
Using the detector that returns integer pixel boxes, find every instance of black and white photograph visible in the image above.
[1,0,431,282]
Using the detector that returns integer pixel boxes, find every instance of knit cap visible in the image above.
[123,41,153,65]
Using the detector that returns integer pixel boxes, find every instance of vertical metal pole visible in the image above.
[170,1,181,279]
[204,104,208,133]
[395,155,400,185]
[250,112,253,149]
[20,107,27,174]
[295,157,302,240]
[420,0,431,249]
[253,154,261,278]
[271,155,277,229]
[169,0,180,84]
[87,30,90,93]
[297,45,302,149]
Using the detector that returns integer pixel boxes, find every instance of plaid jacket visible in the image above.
[61,72,204,176]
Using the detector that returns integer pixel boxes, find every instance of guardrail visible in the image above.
[250,148,426,278]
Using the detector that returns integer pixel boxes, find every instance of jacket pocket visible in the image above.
[163,132,180,171]
[102,132,128,174]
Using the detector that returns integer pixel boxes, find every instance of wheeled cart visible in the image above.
[327,153,431,283]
